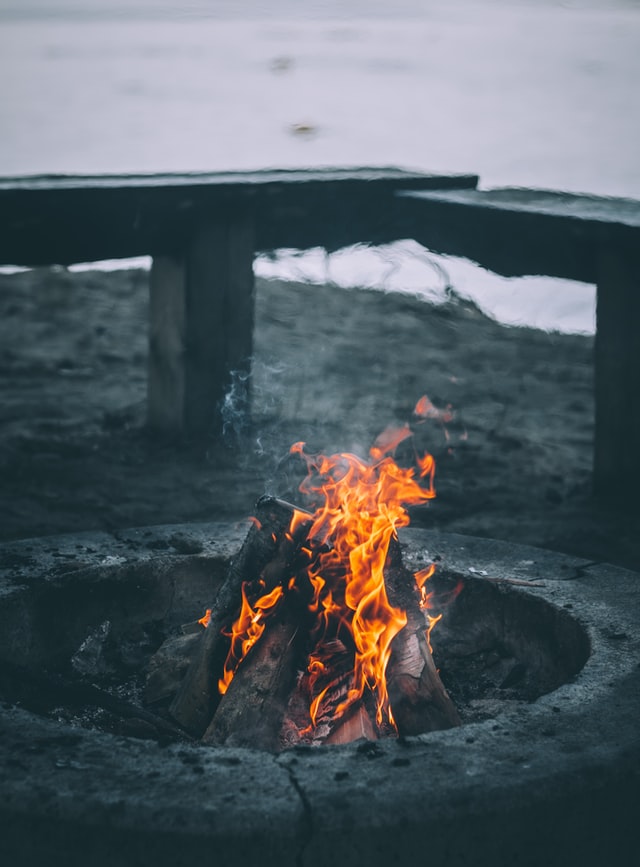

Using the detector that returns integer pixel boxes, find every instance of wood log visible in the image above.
[384,537,461,735]
[280,638,381,747]
[325,704,377,745]
[144,631,203,705]
[169,496,311,736]
[281,539,460,743]
[201,597,303,752]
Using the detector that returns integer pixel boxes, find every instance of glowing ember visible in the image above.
[198,609,212,629]
[218,398,443,738]
[413,394,454,424]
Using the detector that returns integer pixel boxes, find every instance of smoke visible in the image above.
[219,368,252,445]
[217,358,300,484]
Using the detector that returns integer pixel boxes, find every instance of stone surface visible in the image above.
[0,523,639,866]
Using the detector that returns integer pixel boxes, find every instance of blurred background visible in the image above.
[1,0,639,331]
[2,2,640,567]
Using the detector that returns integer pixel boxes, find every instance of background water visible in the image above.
[2,0,639,332]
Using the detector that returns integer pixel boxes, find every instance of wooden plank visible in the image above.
[397,187,640,283]
[594,240,640,503]
[0,168,478,266]
[0,167,478,193]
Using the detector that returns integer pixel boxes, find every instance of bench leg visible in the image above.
[148,214,255,437]
[594,240,640,505]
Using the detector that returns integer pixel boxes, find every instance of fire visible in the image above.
[413,394,453,424]
[290,431,435,730]
[415,564,437,607]
[217,400,443,738]
[218,582,284,695]
[198,608,212,629]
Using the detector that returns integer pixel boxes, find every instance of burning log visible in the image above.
[325,705,377,745]
[202,595,305,751]
[169,496,311,736]
[279,541,460,746]
[168,413,461,748]
[385,540,461,735]
[277,434,459,744]
[280,638,380,747]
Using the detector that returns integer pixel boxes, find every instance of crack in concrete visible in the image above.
[277,756,314,867]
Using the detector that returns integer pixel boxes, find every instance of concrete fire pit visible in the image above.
[0,523,638,866]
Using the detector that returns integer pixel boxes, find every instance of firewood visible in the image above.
[279,638,383,747]
[284,539,460,744]
[201,596,303,751]
[169,496,311,736]
[325,703,377,745]
[144,631,203,705]
[384,538,461,735]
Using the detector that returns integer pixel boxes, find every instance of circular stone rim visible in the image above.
[1,523,639,867]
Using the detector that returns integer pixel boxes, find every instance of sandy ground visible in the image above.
[1,266,639,572]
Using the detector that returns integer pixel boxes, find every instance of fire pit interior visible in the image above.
[1,521,639,867]
[0,406,634,866]
[0,523,589,750]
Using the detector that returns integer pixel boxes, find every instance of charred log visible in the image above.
[169,497,311,736]
[385,537,461,734]
[202,596,304,751]
[144,631,203,705]
[163,500,458,746]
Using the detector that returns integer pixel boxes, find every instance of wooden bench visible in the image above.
[1,168,638,503]
[0,168,476,436]
[395,188,640,503]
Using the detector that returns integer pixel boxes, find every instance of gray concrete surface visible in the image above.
[0,523,638,866]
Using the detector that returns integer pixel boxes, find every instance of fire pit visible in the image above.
[1,522,638,866]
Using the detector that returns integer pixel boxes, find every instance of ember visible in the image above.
[167,399,460,749]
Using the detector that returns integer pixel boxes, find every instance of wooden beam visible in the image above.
[148,211,255,437]
[396,188,640,282]
[594,240,640,504]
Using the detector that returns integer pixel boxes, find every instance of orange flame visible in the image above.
[291,429,437,731]
[413,394,454,424]
[198,608,212,629]
[415,563,437,608]
[425,612,443,653]
[216,408,446,741]
[218,581,284,695]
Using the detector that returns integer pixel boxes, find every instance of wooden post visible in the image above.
[148,254,186,434]
[148,210,255,437]
[594,239,640,505]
